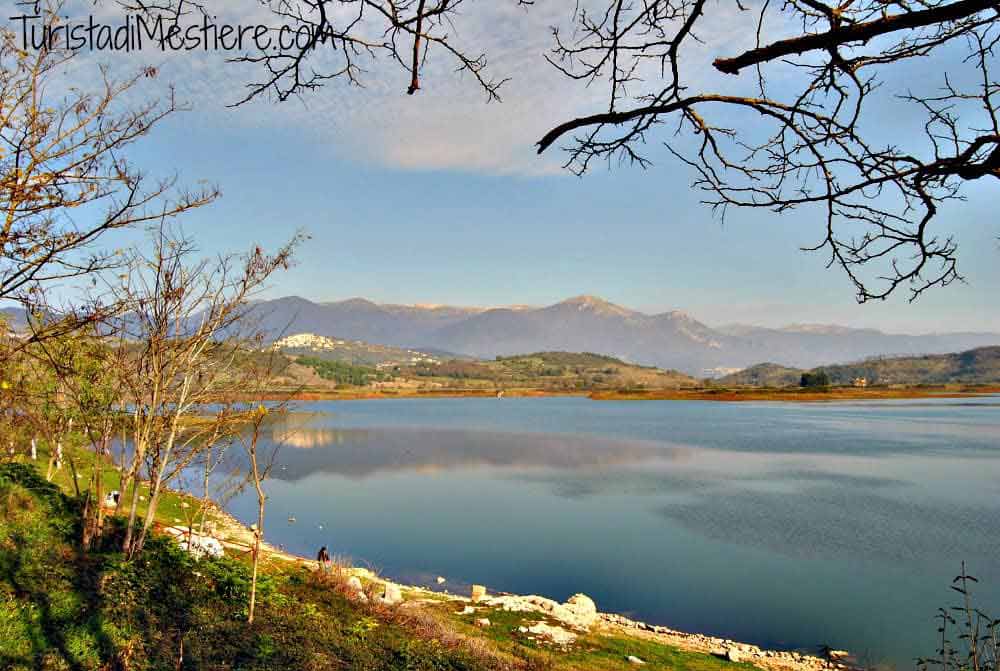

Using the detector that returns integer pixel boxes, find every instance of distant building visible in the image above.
[853,377,868,388]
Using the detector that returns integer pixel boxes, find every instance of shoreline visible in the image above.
[242,385,1000,403]
[192,504,853,671]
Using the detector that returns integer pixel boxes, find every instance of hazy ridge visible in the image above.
[250,295,1000,374]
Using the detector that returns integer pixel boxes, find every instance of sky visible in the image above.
[25,1,1000,334]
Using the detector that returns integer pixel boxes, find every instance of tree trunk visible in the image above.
[248,490,264,623]
[248,426,266,624]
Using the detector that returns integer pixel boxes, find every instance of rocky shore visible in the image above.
[173,503,853,671]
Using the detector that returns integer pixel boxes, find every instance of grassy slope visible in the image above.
[378,352,693,393]
[719,346,1000,388]
[0,457,750,671]
[268,350,696,396]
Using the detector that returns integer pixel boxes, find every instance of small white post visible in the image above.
[30,437,37,460]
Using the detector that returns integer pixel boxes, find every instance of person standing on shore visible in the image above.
[317,546,331,573]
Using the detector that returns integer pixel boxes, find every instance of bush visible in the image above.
[800,370,830,388]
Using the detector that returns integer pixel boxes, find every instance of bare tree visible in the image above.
[537,0,1000,302]
[109,223,302,557]
[112,0,532,104]
[28,328,131,550]
[0,6,217,329]
[222,345,298,624]
[237,402,278,625]
[120,0,997,302]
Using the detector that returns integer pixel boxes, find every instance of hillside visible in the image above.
[719,346,1000,387]
[246,295,1000,374]
[272,332,452,366]
[274,348,696,394]
[719,363,803,387]
[399,351,696,391]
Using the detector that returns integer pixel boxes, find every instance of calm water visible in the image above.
[214,397,1000,669]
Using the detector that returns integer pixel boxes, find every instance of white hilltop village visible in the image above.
[270,332,444,369]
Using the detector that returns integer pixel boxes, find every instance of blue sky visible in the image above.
[40,1,1000,333]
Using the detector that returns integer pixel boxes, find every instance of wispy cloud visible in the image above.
[38,0,754,175]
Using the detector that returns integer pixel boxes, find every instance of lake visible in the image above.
[214,396,1000,669]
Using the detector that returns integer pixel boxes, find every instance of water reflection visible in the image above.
[211,398,1000,669]
[265,416,691,480]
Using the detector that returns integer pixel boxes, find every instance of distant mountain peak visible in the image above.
[247,294,1000,374]
[555,295,634,316]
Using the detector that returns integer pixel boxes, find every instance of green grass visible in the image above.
[0,463,505,670]
[0,457,756,671]
[437,603,756,671]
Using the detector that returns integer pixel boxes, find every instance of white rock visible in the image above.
[484,594,598,630]
[346,576,363,592]
[564,593,598,626]
[525,622,577,646]
[474,618,491,628]
[627,655,646,665]
[177,533,224,559]
[458,606,476,615]
[381,582,402,605]
[727,649,744,663]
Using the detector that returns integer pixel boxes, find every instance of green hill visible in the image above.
[718,363,802,387]
[401,351,696,391]
[719,346,1000,387]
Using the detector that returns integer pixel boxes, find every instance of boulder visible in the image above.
[627,656,646,665]
[484,593,598,630]
[474,618,491,628]
[346,576,363,592]
[564,593,598,626]
[525,622,577,646]
[381,582,402,605]
[727,649,744,663]
[175,531,224,559]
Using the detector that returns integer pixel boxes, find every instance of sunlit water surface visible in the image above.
[205,397,1000,669]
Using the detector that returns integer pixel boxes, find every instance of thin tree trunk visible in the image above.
[199,446,211,537]
[248,511,262,624]
[248,427,266,624]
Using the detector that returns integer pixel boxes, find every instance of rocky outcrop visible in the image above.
[484,593,600,630]
[564,593,598,626]
[519,622,578,646]
[381,582,402,605]
[601,613,853,671]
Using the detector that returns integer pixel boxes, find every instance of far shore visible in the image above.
[235,385,1000,403]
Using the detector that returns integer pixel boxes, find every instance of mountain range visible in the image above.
[249,295,1000,375]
